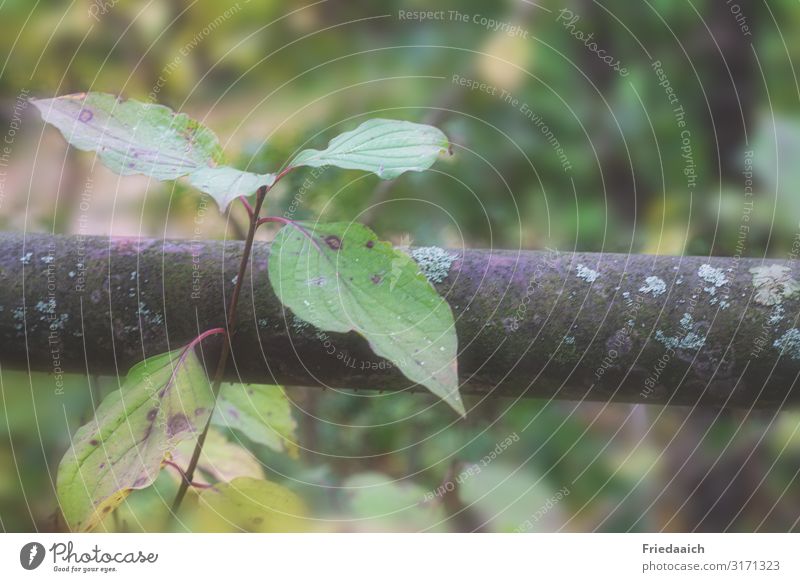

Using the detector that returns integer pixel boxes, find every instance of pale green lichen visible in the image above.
[768,304,785,326]
[12,306,25,330]
[639,276,666,297]
[774,328,800,360]
[410,246,457,284]
[48,313,69,330]
[698,264,728,295]
[137,301,163,326]
[576,264,600,283]
[655,329,706,350]
[655,313,706,350]
[750,265,800,306]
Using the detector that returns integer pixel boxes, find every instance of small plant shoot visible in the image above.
[33,92,460,531]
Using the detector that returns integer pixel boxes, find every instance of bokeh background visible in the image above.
[2,0,800,532]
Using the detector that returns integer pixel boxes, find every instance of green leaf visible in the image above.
[31,92,274,210]
[57,347,213,531]
[170,428,265,485]
[187,166,275,209]
[212,383,299,458]
[458,463,569,532]
[185,477,308,532]
[343,472,448,532]
[268,222,464,415]
[289,118,450,179]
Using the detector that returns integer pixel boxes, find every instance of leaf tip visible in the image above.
[447,386,466,417]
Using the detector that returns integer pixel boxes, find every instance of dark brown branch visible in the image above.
[1,232,798,409]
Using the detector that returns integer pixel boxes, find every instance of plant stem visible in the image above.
[257,216,321,250]
[169,185,268,516]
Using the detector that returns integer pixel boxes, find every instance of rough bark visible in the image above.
[1,232,798,409]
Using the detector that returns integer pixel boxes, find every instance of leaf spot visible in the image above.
[166,413,191,437]
[323,235,342,250]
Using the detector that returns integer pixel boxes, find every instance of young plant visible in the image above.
[33,92,463,532]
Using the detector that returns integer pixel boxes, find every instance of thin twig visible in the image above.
[170,185,269,516]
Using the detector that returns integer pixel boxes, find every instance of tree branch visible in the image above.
[1,232,798,409]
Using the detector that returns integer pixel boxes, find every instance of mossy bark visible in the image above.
[1,232,798,408]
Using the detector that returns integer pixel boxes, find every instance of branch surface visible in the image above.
[1,232,798,409]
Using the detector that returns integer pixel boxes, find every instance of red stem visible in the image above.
[164,460,212,489]
[163,328,227,404]
[257,215,292,227]
[169,169,296,519]
[238,196,254,219]
[188,327,226,348]
[273,165,295,184]
[257,216,321,250]
[170,185,269,517]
